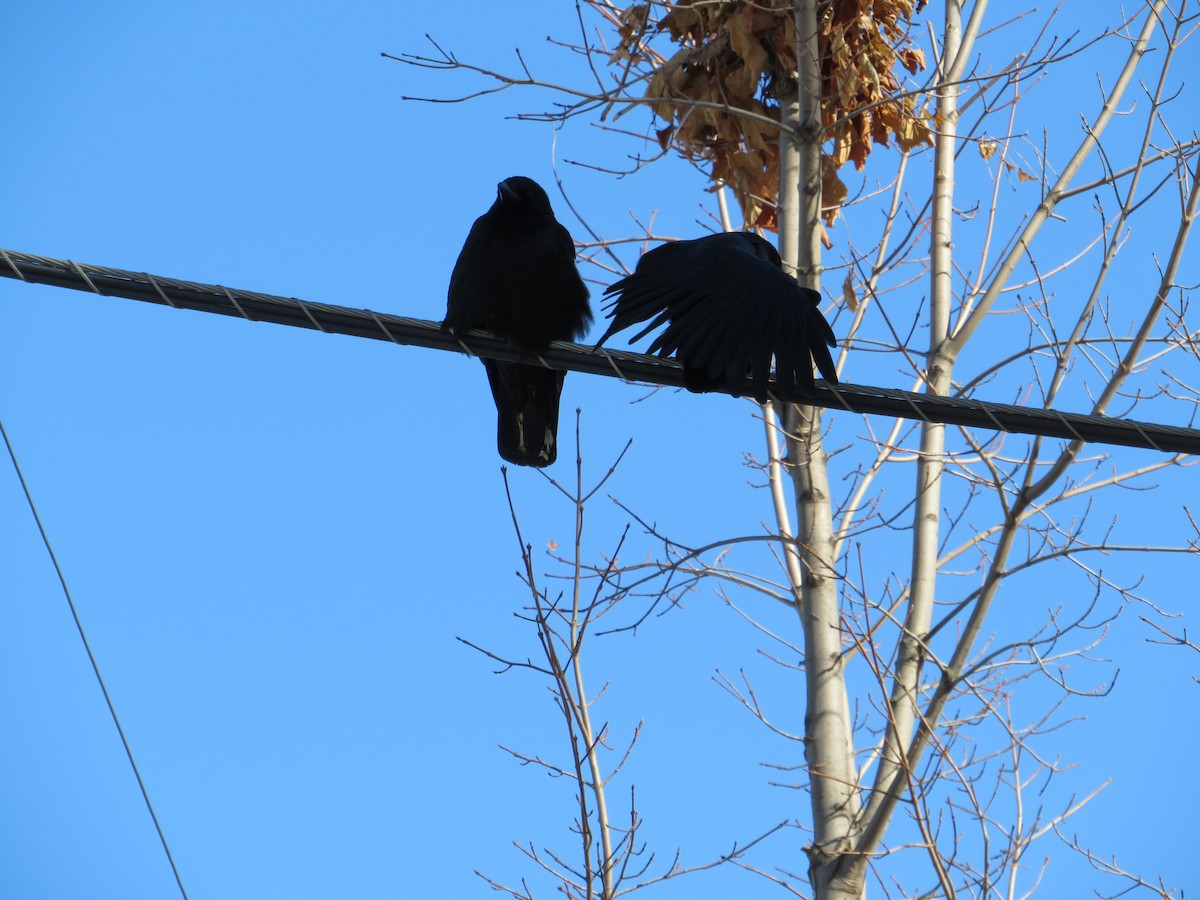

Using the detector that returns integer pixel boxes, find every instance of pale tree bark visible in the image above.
[774,1,1187,896]
[778,2,861,896]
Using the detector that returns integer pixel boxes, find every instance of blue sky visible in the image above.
[2,2,1197,898]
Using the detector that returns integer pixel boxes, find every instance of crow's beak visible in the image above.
[497,180,520,205]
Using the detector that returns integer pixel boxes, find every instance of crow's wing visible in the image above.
[445,215,493,337]
[447,215,590,347]
[599,233,838,401]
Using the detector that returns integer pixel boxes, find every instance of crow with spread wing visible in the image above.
[596,232,838,401]
[445,176,592,467]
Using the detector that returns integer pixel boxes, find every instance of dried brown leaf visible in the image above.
[842,271,859,311]
[610,4,651,64]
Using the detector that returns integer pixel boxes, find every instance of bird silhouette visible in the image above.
[445,177,592,466]
[597,232,837,401]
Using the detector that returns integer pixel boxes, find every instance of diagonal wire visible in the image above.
[2,246,1199,456]
[0,416,189,900]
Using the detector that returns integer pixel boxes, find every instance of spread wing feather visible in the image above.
[598,232,839,402]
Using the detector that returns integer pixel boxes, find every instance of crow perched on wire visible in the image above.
[596,232,838,402]
[445,176,592,467]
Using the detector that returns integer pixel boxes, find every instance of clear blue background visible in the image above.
[2,2,1196,897]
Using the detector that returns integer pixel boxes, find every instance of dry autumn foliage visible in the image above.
[605,0,933,230]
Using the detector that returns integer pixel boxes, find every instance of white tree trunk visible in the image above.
[779,2,861,896]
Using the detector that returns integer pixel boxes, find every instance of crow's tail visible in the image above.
[484,360,566,468]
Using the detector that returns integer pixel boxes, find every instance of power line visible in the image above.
[0,416,189,900]
[3,246,1198,456]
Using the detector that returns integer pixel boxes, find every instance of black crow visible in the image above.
[596,232,838,402]
[445,176,592,467]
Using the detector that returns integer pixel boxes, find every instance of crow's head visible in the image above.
[494,176,554,217]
